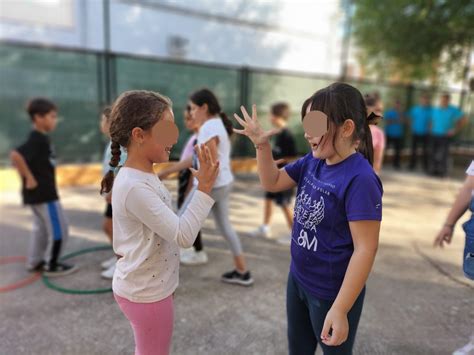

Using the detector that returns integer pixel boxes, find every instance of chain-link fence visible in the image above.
[1,42,472,165]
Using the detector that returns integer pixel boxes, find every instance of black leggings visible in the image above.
[177,169,203,251]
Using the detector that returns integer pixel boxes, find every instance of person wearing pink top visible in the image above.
[365,94,386,175]
[370,125,385,175]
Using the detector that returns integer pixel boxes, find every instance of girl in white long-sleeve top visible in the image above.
[100,90,219,355]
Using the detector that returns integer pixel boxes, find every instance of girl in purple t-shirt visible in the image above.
[234,83,383,354]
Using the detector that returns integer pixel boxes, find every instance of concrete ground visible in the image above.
[1,169,473,355]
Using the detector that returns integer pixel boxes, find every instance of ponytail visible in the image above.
[357,120,374,167]
[219,112,233,137]
[100,141,121,194]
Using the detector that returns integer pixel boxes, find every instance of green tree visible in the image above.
[352,0,474,84]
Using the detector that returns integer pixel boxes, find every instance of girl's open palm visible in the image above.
[233,104,281,145]
[190,144,219,194]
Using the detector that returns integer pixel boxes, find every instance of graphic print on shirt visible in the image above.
[294,186,325,252]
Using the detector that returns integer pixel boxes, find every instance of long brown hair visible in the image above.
[189,88,233,136]
[100,90,172,194]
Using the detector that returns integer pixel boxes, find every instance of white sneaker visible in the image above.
[101,264,115,279]
[180,248,192,260]
[277,236,292,246]
[181,250,208,266]
[101,256,116,269]
[249,225,271,238]
[453,335,474,355]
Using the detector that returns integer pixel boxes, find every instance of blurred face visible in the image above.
[420,96,429,106]
[184,109,196,131]
[141,109,179,163]
[303,104,355,161]
[440,95,450,107]
[100,115,111,136]
[269,114,278,127]
[269,109,289,127]
[189,101,208,127]
[34,110,58,132]
[303,104,336,160]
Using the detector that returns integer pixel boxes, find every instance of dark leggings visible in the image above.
[287,273,365,355]
[177,169,203,251]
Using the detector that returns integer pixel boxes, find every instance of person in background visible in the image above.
[384,98,405,170]
[158,105,207,265]
[430,93,467,177]
[250,102,297,244]
[99,106,128,279]
[365,94,385,175]
[10,98,76,276]
[408,94,431,172]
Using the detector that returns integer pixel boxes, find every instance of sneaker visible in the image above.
[276,236,292,246]
[180,248,192,260]
[221,270,254,286]
[43,262,78,277]
[249,225,271,238]
[453,335,474,355]
[101,256,116,269]
[101,264,115,279]
[181,250,208,266]
[27,261,45,272]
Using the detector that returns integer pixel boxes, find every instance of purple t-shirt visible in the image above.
[285,152,383,300]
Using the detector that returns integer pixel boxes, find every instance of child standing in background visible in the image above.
[10,98,76,276]
[181,88,253,285]
[157,105,207,265]
[99,106,128,279]
[251,102,297,244]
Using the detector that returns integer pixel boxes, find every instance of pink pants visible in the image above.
[114,293,174,355]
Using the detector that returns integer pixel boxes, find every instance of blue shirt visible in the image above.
[285,153,383,300]
[431,105,463,136]
[384,109,404,137]
[408,106,431,135]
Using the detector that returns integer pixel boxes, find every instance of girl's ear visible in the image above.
[342,119,355,138]
[131,127,145,144]
[202,103,209,114]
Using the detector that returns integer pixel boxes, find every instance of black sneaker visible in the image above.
[221,270,254,286]
[43,262,78,277]
[27,261,45,272]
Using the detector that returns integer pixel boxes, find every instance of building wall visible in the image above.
[0,0,345,75]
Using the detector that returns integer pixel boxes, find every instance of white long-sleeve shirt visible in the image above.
[112,167,214,303]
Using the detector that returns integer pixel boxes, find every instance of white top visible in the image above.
[466,161,474,176]
[112,167,214,303]
[194,117,234,188]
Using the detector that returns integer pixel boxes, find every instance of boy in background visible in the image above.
[10,98,76,276]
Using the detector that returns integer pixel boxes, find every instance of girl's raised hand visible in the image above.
[190,144,219,195]
[233,104,281,145]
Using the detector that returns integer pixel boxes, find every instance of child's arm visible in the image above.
[127,145,218,248]
[234,105,297,192]
[321,220,380,346]
[10,150,38,189]
[434,174,474,247]
[157,157,193,180]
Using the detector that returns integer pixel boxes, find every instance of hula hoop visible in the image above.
[42,245,113,295]
[0,256,41,293]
